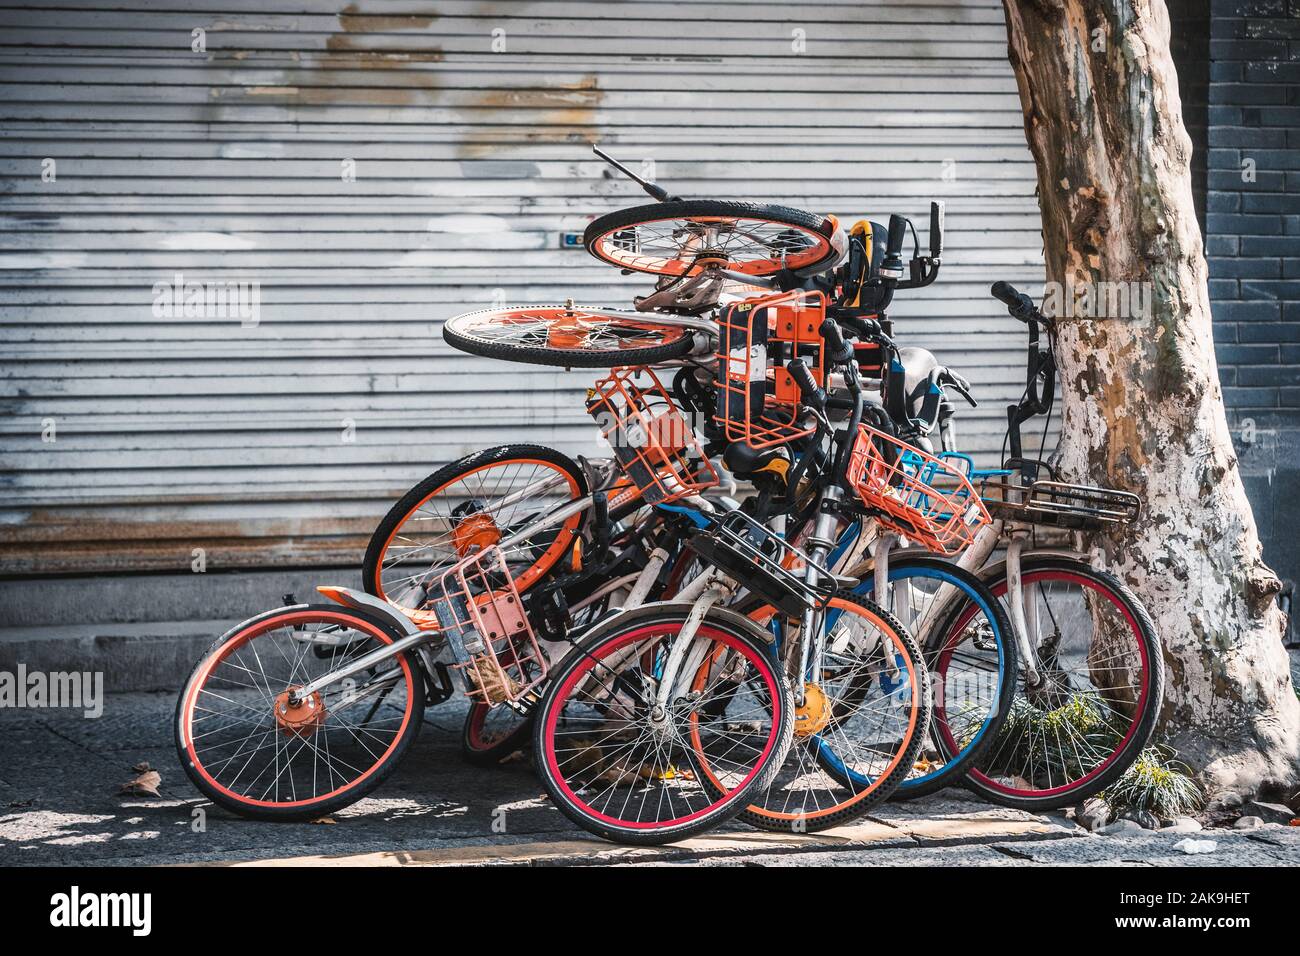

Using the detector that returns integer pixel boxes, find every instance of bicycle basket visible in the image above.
[686,509,835,617]
[587,365,718,504]
[847,424,991,555]
[430,545,548,706]
[715,289,827,449]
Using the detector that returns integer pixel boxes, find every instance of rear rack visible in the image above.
[980,479,1141,531]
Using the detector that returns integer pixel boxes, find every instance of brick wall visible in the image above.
[1199,0,1300,605]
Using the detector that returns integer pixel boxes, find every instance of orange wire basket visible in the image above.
[431,545,549,706]
[846,424,992,556]
[586,365,718,504]
[715,289,827,449]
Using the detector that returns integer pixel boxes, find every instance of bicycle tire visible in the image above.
[585,200,840,277]
[442,305,695,368]
[363,444,588,609]
[533,603,794,845]
[732,593,932,832]
[461,702,534,766]
[960,555,1164,810]
[852,555,1017,801]
[175,604,425,822]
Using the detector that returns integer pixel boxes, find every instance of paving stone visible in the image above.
[1101,818,1146,835]
[990,831,1300,867]
[0,692,1293,867]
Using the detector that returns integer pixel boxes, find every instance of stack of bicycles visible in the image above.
[174,149,1163,845]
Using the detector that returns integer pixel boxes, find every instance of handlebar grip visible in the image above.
[818,318,853,364]
[990,280,1021,306]
[886,214,907,257]
[990,281,1039,322]
[929,201,944,258]
[786,358,825,410]
[993,280,1024,306]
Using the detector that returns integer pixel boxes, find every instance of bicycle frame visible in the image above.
[297,460,742,710]
[304,460,858,725]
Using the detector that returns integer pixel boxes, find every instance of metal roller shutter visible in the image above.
[0,0,1045,574]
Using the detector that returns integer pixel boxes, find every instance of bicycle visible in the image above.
[378,165,1000,827]
[831,280,1162,808]
[176,345,931,843]
[944,282,1163,809]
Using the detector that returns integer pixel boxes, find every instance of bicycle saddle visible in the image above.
[886,347,975,438]
[722,441,790,480]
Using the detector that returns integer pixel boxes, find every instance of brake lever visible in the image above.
[939,369,978,407]
[948,381,978,408]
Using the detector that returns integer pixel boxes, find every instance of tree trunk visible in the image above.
[1000,0,1300,798]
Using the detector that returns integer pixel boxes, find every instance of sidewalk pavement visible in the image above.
[1,692,1297,867]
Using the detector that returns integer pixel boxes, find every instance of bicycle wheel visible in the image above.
[730,593,931,832]
[533,604,793,845]
[854,555,1017,800]
[585,200,840,277]
[363,445,587,617]
[461,701,533,766]
[443,305,694,368]
[175,605,424,821]
[961,556,1164,810]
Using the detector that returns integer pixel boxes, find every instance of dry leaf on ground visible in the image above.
[119,770,162,798]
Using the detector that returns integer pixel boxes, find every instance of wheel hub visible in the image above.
[274,688,326,737]
[794,682,832,737]
[451,511,501,556]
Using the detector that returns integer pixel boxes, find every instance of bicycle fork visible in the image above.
[647,570,735,732]
[792,486,846,706]
[1003,530,1042,687]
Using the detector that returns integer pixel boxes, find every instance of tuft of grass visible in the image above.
[983,691,1124,786]
[1104,745,1203,820]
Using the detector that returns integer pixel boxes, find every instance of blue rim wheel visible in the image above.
[848,554,1016,799]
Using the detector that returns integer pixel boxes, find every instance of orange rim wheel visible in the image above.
[365,447,587,612]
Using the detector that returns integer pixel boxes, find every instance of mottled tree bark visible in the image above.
[1000,0,1299,797]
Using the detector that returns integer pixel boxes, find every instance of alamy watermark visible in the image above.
[152,272,260,327]
[1041,280,1151,321]
[50,886,151,936]
[590,408,693,455]
[0,665,103,718]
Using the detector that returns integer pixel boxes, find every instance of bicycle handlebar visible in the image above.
[786,358,825,411]
[819,317,854,365]
[991,280,1044,324]
[831,311,897,351]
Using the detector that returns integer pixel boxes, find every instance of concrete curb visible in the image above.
[218,817,1080,867]
[0,620,238,692]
